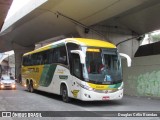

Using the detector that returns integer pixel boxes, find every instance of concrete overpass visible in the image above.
[1,0,160,53]
[0,0,13,30]
[0,0,160,98]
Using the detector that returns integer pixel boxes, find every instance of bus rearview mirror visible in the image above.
[70,50,85,64]
[119,53,131,67]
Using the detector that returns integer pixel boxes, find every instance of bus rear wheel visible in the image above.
[29,81,34,93]
[61,85,71,103]
[27,83,30,92]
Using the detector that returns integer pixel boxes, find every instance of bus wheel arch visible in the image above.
[60,83,71,103]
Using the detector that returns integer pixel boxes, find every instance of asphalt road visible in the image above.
[0,83,160,120]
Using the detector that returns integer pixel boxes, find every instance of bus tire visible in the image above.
[61,85,71,103]
[29,81,34,93]
[26,80,30,92]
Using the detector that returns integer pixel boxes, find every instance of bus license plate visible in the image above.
[102,96,110,100]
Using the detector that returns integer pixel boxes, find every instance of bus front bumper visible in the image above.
[80,89,123,101]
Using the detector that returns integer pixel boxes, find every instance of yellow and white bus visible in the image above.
[21,38,123,102]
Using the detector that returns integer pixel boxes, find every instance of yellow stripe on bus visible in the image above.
[87,83,109,90]
[66,38,116,48]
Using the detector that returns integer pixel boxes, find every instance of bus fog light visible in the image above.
[84,94,91,98]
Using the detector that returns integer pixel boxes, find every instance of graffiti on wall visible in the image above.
[127,71,160,97]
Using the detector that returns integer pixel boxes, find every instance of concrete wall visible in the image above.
[122,55,160,99]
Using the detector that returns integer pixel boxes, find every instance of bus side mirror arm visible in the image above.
[119,53,131,67]
[70,50,85,64]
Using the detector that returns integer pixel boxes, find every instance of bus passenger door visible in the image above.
[70,53,82,99]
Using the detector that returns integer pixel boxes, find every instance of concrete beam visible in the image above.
[76,25,140,58]
[76,26,106,40]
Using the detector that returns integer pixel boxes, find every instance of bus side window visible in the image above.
[41,50,49,64]
[48,49,53,64]
[31,53,38,65]
[37,53,43,65]
[53,49,59,63]
[28,55,32,66]
[66,43,80,69]
[22,56,27,66]
[54,46,68,65]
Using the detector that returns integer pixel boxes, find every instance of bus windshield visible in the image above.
[82,47,122,84]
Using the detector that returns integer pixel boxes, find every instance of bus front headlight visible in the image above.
[80,84,94,91]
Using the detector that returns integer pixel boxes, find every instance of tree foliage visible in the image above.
[151,34,160,42]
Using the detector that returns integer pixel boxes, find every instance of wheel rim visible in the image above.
[27,84,30,91]
[30,83,34,93]
[30,84,33,92]
[62,89,67,101]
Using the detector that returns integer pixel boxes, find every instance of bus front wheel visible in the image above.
[61,85,71,103]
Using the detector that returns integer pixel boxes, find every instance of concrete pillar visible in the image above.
[14,52,23,82]
[13,43,34,82]
[108,33,140,58]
